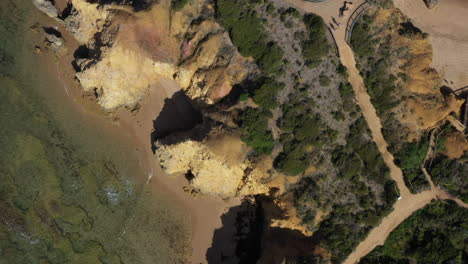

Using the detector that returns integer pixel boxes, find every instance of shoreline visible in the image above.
[37,15,238,263]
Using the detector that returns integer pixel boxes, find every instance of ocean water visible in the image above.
[0,1,189,263]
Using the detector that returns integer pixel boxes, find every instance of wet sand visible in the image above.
[38,14,238,264]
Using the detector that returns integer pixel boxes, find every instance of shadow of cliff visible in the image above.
[85,0,157,11]
[150,90,203,151]
[206,199,263,264]
[206,195,322,264]
[256,196,321,264]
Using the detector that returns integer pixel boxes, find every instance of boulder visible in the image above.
[32,0,58,18]
[423,0,439,9]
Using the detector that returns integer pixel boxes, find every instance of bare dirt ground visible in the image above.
[394,0,468,88]
[282,1,468,263]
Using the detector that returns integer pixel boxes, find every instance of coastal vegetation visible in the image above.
[429,128,468,203]
[361,200,467,263]
[238,108,275,155]
[216,0,284,75]
[252,79,285,109]
[394,138,431,193]
[430,152,468,202]
[295,117,397,263]
[301,13,330,68]
[216,0,334,174]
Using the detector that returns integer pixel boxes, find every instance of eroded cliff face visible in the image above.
[37,0,255,110]
[372,8,463,136]
[155,134,272,198]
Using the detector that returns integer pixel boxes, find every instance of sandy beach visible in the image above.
[38,15,238,264]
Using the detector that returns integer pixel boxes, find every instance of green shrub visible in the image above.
[301,14,330,68]
[394,138,430,193]
[171,0,189,10]
[216,0,284,75]
[350,14,375,57]
[430,153,468,203]
[274,143,309,175]
[239,93,249,102]
[361,201,467,263]
[318,74,331,87]
[252,79,284,109]
[238,108,275,154]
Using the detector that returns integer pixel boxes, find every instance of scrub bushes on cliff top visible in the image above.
[238,108,274,154]
[252,79,285,109]
[274,98,337,176]
[394,137,430,193]
[216,0,284,75]
[301,13,330,68]
[361,200,467,264]
[430,153,468,203]
[293,117,397,263]
[350,14,375,57]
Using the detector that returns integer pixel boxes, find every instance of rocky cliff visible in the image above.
[36,0,255,110]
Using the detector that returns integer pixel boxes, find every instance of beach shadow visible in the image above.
[255,196,321,264]
[150,90,202,151]
[206,195,321,264]
[206,199,263,264]
[86,0,155,11]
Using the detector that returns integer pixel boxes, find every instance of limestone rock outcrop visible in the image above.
[33,0,58,19]
[35,0,255,110]
[155,136,269,198]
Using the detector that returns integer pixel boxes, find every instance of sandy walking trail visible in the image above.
[282,1,467,263]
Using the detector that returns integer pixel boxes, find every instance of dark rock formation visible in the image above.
[424,0,439,9]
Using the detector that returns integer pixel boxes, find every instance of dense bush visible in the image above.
[274,99,336,175]
[361,200,468,263]
[238,108,275,154]
[350,14,375,57]
[171,0,189,10]
[216,0,284,75]
[394,138,431,193]
[252,79,285,109]
[430,153,468,203]
[294,117,397,263]
[301,14,330,68]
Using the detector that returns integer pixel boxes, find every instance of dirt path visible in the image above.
[283,0,410,197]
[281,1,467,263]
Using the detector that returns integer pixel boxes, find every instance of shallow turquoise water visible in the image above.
[0,1,189,263]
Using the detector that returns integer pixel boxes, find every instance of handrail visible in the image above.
[327,26,340,57]
[345,1,371,45]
